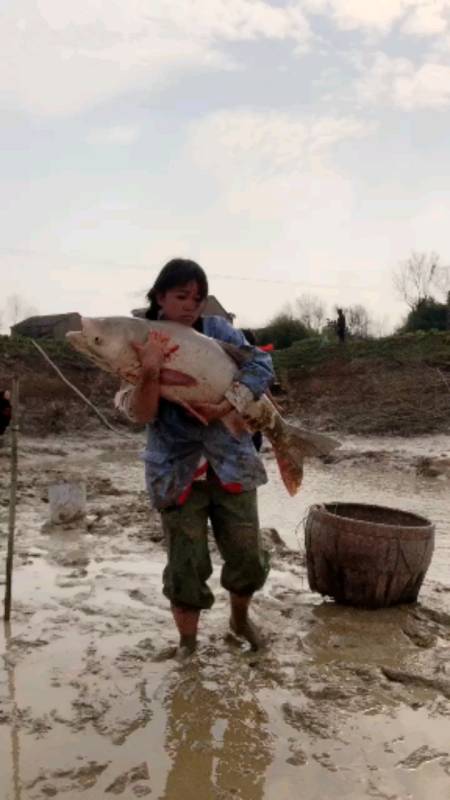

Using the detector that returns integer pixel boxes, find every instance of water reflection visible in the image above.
[161,659,271,800]
[259,451,450,583]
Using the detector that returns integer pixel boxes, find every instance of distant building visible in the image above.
[203,295,235,324]
[131,294,235,324]
[11,312,82,340]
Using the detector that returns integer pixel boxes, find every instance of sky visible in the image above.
[2,0,450,333]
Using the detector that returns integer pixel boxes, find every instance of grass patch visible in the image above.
[0,334,94,370]
[272,331,450,373]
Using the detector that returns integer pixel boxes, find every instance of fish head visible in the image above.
[66,317,148,381]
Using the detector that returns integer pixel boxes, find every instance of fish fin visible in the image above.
[221,410,250,439]
[272,447,304,496]
[264,388,283,414]
[283,426,340,458]
[218,341,253,368]
[267,424,340,496]
[160,368,198,387]
[176,400,208,425]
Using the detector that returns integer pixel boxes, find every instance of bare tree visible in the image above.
[371,315,390,338]
[331,303,373,338]
[346,304,372,338]
[6,294,22,326]
[295,294,326,332]
[393,251,444,309]
[4,294,38,328]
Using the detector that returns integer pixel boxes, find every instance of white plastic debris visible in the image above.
[48,481,86,525]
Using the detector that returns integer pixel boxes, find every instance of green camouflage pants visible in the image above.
[161,480,270,610]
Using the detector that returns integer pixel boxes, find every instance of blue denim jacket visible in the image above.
[142,316,274,509]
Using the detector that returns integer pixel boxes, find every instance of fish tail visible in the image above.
[272,446,304,496]
[268,422,340,496]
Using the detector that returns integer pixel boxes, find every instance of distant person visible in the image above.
[0,389,12,441]
[336,308,347,344]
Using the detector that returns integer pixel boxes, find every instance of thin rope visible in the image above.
[31,339,134,439]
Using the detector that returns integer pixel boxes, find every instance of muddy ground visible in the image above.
[0,433,449,800]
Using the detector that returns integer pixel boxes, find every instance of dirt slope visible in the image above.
[275,332,450,435]
[1,331,449,436]
[0,335,127,435]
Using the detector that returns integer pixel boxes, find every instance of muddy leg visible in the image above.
[229,593,264,651]
[171,605,200,657]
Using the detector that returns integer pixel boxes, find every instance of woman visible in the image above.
[116,259,274,657]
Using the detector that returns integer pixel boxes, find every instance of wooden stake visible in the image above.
[4,377,19,622]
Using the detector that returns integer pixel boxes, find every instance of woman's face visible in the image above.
[157,280,205,326]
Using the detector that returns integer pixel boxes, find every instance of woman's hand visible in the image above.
[121,334,164,423]
[131,334,165,381]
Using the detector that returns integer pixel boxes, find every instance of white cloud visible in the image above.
[303,0,409,33]
[402,2,449,36]
[305,0,450,37]
[333,0,410,32]
[188,109,370,220]
[397,61,450,108]
[189,109,368,169]
[36,0,311,42]
[86,124,141,145]
[0,0,311,117]
[5,2,450,117]
[357,51,450,109]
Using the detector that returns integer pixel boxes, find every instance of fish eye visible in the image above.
[94,336,102,345]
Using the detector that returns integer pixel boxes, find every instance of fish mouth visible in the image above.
[66,330,85,348]
[66,330,114,374]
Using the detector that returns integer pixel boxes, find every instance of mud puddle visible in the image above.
[0,433,449,799]
[259,433,450,584]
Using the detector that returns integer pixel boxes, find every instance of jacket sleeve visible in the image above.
[205,317,275,404]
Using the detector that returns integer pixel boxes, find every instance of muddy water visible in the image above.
[259,433,450,583]
[0,434,449,800]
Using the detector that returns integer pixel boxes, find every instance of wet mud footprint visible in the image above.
[105,762,151,796]
[397,745,450,771]
[128,589,153,606]
[26,762,110,797]
[381,666,450,700]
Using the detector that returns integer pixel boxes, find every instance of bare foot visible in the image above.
[152,636,197,662]
[175,634,197,661]
[175,644,196,662]
[229,615,265,651]
[152,646,179,662]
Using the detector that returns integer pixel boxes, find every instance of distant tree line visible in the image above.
[2,251,449,347]
[255,296,374,350]
[254,250,449,349]
[394,251,449,333]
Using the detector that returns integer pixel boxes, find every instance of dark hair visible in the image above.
[145,259,209,320]
[241,328,256,345]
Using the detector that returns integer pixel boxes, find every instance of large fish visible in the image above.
[66,317,339,495]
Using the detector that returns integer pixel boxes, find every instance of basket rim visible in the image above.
[309,501,434,532]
